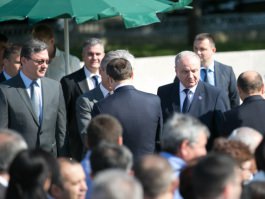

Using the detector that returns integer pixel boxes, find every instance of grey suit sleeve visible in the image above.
[228,67,240,108]
[56,85,69,156]
[0,87,8,128]
[75,95,94,145]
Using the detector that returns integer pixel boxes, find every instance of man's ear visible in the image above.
[178,140,190,159]
[50,184,62,198]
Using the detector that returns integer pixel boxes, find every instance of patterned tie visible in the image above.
[92,76,99,87]
[30,80,40,121]
[182,89,191,113]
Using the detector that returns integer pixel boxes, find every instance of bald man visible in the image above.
[224,71,265,135]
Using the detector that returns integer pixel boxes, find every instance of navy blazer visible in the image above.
[157,80,230,149]
[61,67,90,160]
[223,95,265,136]
[214,61,239,108]
[93,85,163,160]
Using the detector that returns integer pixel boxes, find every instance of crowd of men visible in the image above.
[0,25,265,199]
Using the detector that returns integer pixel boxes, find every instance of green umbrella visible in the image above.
[0,0,192,72]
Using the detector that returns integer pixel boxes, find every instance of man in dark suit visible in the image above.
[93,57,162,160]
[157,51,230,149]
[193,33,239,108]
[61,38,105,160]
[0,44,21,83]
[223,71,265,135]
[0,39,67,157]
[76,50,134,148]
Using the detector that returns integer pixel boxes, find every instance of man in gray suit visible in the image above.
[76,50,134,149]
[0,39,68,157]
[193,33,239,108]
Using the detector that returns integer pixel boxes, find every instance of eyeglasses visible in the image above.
[28,57,50,65]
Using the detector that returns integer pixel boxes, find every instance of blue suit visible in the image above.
[93,85,162,160]
[157,80,230,149]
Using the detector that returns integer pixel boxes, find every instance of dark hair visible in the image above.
[3,43,22,60]
[241,181,265,199]
[237,72,263,94]
[194,33,215,47]
[20,39,47,59]
[192,152,239,199]
[133,155,174,198]
[106,58,133,81]
[0,33,8,43]
[5,149,51,199]
[90,142,133,176]
[87,114,123,149]
[32,24,54,40]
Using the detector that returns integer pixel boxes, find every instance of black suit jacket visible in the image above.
[0,72,6,83]
[60,67,91,160]
[157,80,230,149]
[223,95,265,136]
[214,61,239,108]
[93,85,163,160]
[0,74,68,156]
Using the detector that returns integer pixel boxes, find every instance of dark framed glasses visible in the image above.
[28,57,50,65]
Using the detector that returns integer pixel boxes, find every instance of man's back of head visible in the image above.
[193,152,242,199]
[91,169,143,199]
[0,129,27,174]
[134,155,176,199]
[90,142,133,176]
[161,113,209,163]
[229,127,263,154]
[86,114,123,149]
[237,71,264,100]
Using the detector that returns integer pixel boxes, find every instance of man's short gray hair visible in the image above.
[0,129,28,172]
[161,113,210,154]
[175,50,200,67]
[100,50,135,70]
[91,169,143,199]
[82,38,104,52]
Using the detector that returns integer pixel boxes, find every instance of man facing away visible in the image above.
[223,71,265,135]
[61,38,105,161]
[0,39,68,157]
[0,43,22,83]
[32,24,80,81]
[157,51,229,149]
[193,33,239,108]
[93,57,163,160]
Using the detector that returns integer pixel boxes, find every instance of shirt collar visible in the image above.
[0,176,8,187]
[20,70,41,88]
[54,47,61,58]
[100,83,110,97]
[83,66,100,78]
[3,70,11,80]
[179,81,197,93]
[201,61,215,72]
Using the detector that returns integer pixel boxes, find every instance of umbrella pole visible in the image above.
[64,19,70,75]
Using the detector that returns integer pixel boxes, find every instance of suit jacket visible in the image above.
[157,80,230,149]
[60,67,91,160]
[223,95,265,136]
[76,85,104,142]
[0,72,6,83]
[0,74,67,157]
[213,61,239,108]
[93,85,163,160]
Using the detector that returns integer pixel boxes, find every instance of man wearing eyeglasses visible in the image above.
[0,39,68,157]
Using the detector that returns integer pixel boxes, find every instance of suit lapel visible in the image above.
[189,81,205,113]
[77,69,89,94]
[15,75,40,125]
[214,61,222,87]
[171,81,181,113]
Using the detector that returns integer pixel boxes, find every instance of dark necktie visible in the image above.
[30,81,40,121]
[202,68,209,83]
[92,76,99,87]
[182,89,191,113]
